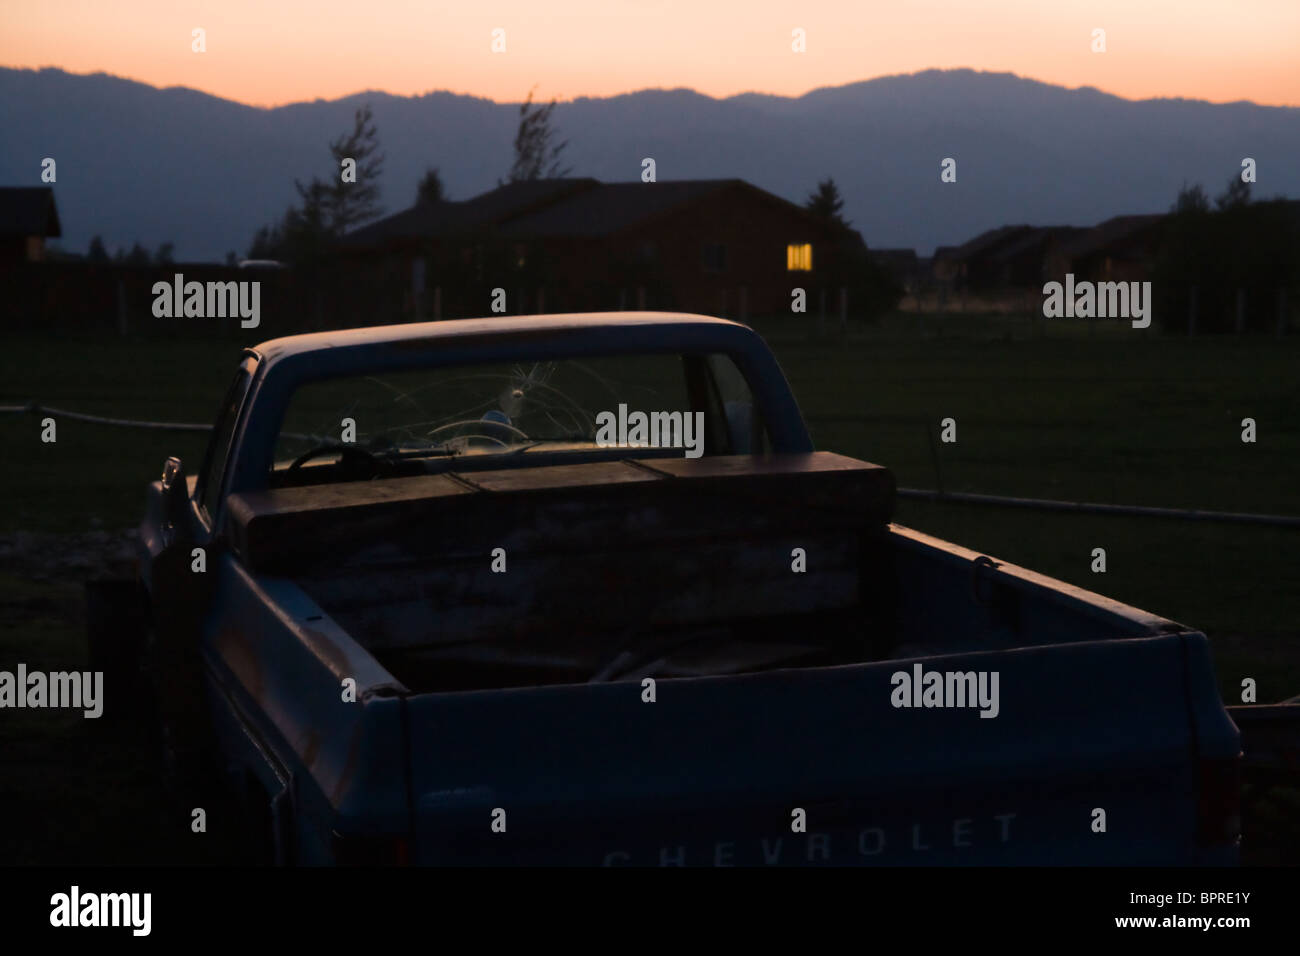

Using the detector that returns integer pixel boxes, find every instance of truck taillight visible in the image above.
[1196,755,1242,847]
[331,831,411,866]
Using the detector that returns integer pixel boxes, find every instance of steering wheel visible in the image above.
[426,418,530,448]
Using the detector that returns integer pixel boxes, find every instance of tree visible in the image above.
[87,235,109,262]
[247,103,385,263]
[1153,178,1295,333]
[154,241,175,265]
[119,241,151,266]
[508,88,572,182]
[416,167,446,205]
[323,104,385,233]
[805,178,850,229]
[1172,182,1210,215]
[1215,176,1251,211]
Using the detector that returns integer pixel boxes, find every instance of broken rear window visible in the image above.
[270,351,768,484]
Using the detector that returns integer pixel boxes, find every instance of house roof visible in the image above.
[1058,214,1166,258]
[342,178,601,245]
[344,178,852,246]
[0,187,61,238]
[499,180,739,238]
[942,224,1036,261]
[987,225,1088,262]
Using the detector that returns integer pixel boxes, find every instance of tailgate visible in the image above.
[403,631,1238,865]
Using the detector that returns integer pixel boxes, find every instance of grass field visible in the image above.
[1,313,1297,863]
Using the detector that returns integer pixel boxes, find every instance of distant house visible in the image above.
[931,225,1033,290]
[342,178,862,318]
[0,187,61,266]
[1045,214,1167,283]
[932,224,1088,291]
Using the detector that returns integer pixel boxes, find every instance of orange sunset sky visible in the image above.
[3,0,1298,108]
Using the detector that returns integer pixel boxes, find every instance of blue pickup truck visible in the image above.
[116,312,1245,865]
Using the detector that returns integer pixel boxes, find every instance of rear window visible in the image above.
[270,352,768,484]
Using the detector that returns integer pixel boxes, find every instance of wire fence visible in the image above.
[0,403,213,432]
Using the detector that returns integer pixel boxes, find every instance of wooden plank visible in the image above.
[300,531,864,649]
[452,459,662,493]
[231,452,895,574]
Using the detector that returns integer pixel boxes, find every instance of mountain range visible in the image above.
[3,66,1298,262]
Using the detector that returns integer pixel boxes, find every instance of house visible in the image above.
[341,178,863,319]
[1045,214,1167,283]
[932,225,1088,291]
[0,187,61,266]
[931,225,1034,290]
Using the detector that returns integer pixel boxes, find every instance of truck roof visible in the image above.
[248,312,752,369]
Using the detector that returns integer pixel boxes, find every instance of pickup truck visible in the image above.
[108,312,1247,865]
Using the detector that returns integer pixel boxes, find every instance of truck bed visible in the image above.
[227,453,1186,695]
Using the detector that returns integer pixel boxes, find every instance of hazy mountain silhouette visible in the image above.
[3,66,1297,262]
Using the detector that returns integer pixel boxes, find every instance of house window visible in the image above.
[787,243,812,271]
[702,242,727,273]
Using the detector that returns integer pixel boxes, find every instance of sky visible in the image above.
[3,0,1298,108]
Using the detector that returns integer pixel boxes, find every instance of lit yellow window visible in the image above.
[786,243,812,271]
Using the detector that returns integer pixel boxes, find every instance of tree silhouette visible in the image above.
[1172,182,1210,215]
[508,88,572,182]
[416,167,446,205]
[87,235,108,262]
[247,103,385,262]
[120,241,151,266]
[805,178,850,228]
[323,104,385,233]
[1215,176,1251,211]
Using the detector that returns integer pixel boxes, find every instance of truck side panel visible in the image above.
[399,632,1235,865]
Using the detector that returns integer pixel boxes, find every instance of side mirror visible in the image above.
[160,456,189,526]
